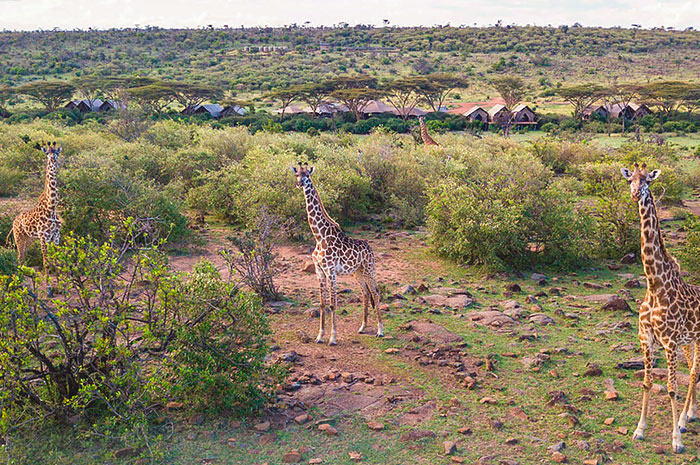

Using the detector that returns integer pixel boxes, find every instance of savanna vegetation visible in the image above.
[3,24,700,465]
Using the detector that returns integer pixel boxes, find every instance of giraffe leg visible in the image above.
[634,340,654,440]
[680,343,700,431]
[40,239,53,298]
[355,272,369,334]
[328,273,338,346]
[314,264,328,344]
[367,275,383,338]
[665,345,684,453]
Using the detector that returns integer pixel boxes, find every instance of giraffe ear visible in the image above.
[620,168,633,181]
[41,146,49,154]
[308,166,314,176]
[291,166,298,174]
[647,170,661,182]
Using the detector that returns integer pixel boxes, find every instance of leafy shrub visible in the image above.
[0,229,281,445]
[679,216,700,281]
[0,248,16,275]
[0,165,23,196]
[585,185,641,259]
[427,150,590,269]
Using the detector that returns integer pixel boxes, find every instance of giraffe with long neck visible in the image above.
[9,142,62,295]
[293,162,383,345]
[418,116,439,146]
[622,163,700,453]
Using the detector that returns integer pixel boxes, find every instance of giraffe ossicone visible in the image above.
[293,162,383,346]
[622,163,700,454]
[9,141,62,296]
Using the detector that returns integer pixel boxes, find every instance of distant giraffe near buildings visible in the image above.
[8,142,62,296]
[621,163,700,454]
[292,162,383,345]
[418,116,439,146]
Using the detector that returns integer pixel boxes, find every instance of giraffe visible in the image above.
[8,142,62,296]
[292,162,383,345]
[621,163,700,454]
[418,116,439,146]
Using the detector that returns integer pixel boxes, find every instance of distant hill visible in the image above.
[1,25,698,96]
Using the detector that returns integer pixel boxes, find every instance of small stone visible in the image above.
[341,372,354,383]
[166,401,184,410]
[295,414,310,425]
[551,451,567,463]
[525,295,537,304]
[547,442,566,453]
[259,433,277,445]
[603,417,615,425]
[583,364,602,377]
[582,459,599,465]
[653,444,667,454]
[348,451,362,462]
[114,447,140,458]
[443,441,458,455]
[505,283,522,293]
[450,458,465,464]
[309,459,323,464]
[605,390,619,401]
[620,253,636,264]
[385,348,400,354]
[601,296,631,312]
[318,423,338,436]
[479,397,497,405]
[366,421,384,431]
[505,437,518,445]
[254,421,271,432]
[301,261,316,273]
[458,427,472,435]
[617,427,628,435]
[624,279,640,289]
[283,450,302,463]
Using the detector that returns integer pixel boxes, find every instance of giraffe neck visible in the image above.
[302,180,341,243]
[41,155,58,210]
[638,193,677,290]
[419,119,429,140]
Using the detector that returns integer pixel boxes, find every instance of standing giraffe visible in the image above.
[418,116,439,146]
[621,163,700,453]
[292,162,383,345]
[8,142,62,296]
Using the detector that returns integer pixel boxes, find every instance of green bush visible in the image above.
[426,149,591,269]
[0,230,282,446]
[0,248,17,275]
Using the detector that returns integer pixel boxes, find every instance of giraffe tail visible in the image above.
[5,229,13,248]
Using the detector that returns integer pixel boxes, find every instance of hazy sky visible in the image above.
[0,0,698,31]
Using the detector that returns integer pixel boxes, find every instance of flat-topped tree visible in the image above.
[17,81,75,112]
[557,83,606,120]
[640,81,693,132]
[327,75,379,121]
[297,81,333,118]
[127,82,176,114]
[491,75,527,136]
[383,77,423,120]
[71,75,104,110]
[170,82,222,114]
[0,85,15,117]
[414,74,469,114]
[268,85,303,122]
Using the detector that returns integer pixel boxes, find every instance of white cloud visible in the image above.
[0,0,697,30]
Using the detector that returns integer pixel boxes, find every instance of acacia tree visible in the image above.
[72,75,103,109]
[681,85,700,117]
[415,74,469,113]
[327,75,379,121]
[268,85,303,122]
[491,75,527,136]
[297,81,333,118]
[17,81,75,112]
[612,83,643,132]
[383,77,423,120]
[170,82,221,114]
[640,81,692,132]
[127,83,176,114]
[557,83,606,120]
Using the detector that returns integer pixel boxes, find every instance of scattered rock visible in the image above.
[525,295,538,304]
[469,310,516,328]
[505,437,519,445]
[166,401,183,410]
[114,447,140,459]
[305,307,320,318]
[283,450,302,463]
[617,427,628,435]
[624,279,640,289]
[444,441,458,455]
[582,459,599,465]
[318,424,338,436]
[295,413,310,425]
[616,359,644,370]
[603,417,615,425]
[301,261,316,273]
[531,273,547,281]
[480,397,497,405]
[547,442,566,453]
[583,282,604,290]
[601,296,631,312]
[583,364,603,377]
[309,459,323,464]
[458,427,472,435]
[620,253,636,264]
[254,421,271,432]
[385,347,400,354]
[348,451,362,462]
[505,283,522,293]
[395,285,417,297]
[529,313,555,325]
[280,351,299,363]
[551,451,567,463]
[366,421,384,431]
[653,444,668,454]
[423,294,474,309]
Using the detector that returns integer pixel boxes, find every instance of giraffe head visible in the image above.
[291,162,314,189]
[621,163,660,202]
[418,116,425,124]
[40,141,62,164]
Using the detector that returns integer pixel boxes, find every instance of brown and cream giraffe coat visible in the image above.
[418,116,439,146]
[622,163,700,453]
[8,142,62,295]
[293,163,383,345]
